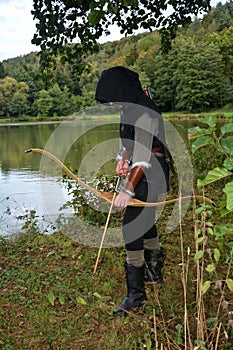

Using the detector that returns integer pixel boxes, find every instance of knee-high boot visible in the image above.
[113,262,146,316]
[144,248,165,284]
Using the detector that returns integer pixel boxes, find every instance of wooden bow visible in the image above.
[25,148,214,207]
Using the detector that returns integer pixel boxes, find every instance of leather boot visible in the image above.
[144,248,165,284]
[113,262,146,316]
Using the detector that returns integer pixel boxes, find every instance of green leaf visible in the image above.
[59,293,65,305]
[223,181,233,211]
[226,278,233,292]
[197,167,231,187]
[47,291,55,306]
[223,158,233,170]
[93,292,102,299]
[214,223,233,236]
[196,236,204,244]
[195,207,204,214]
[76,296,87,305]
[221,122,233,134]
[221,136,233,156]
[214,248,220,263]
[206,221,213,227]
[89,1,98,10]
[188,125,201,135]
[202,280,211,294]
[200,115,217,127]
[194,250,204,262]
[191,135,215,153]
[194,228,202,238]
[188,126,212,140]
[107,3,118,14]
[87,10,105,25]
[206,264,215,273]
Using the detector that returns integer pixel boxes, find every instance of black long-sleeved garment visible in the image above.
[95,66,170,249]
[95,66,170,195]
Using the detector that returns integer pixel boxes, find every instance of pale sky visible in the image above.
[0,0,227,62]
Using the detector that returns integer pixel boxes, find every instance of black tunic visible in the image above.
[95,66,169,196]
[95,66,170,248]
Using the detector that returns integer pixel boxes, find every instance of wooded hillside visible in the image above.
[0,1,233,118]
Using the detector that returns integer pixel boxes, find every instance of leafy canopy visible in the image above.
[31,0,211,70]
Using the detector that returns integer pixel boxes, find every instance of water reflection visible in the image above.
[0,120,119,236]
[0,118,195,237]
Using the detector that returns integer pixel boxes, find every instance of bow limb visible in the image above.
[25,147,112,202]
[111,193,214,207]
[25,148,215,207]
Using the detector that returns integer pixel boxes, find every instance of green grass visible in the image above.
[0,109,233,124]
[0,212,232,350]
[163,111,233,120]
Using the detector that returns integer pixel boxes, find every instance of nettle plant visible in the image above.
[189,115,233,207]
[188,115,233,325]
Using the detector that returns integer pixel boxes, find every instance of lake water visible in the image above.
[0,119,121,236]
[0,117,197,237]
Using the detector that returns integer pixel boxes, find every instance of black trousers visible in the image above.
[123,175,158,251]
[122,156,169,251]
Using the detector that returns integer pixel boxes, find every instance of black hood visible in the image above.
[95,66,161,114]
[95,66,142,104]
[95,66,172,175]
[95,66,166,145]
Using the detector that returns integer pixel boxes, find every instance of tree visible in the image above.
[10,92,29,117]
[209,27,233,102]
[211,1,233,31]
[151,34,229,112]
[48,84,70,116]
[0,92,4,116]
[209,26,233,60]
[0,77,28,117]
[125,43,139,66]
[73,88,95,111]
[152,51,177,111]
[0,63,6,79]
[31,0,212,71]
[34,90,53,118]
[78,62,99,92]
[173,37,227,112]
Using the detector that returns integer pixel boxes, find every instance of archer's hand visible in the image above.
[114,191,131,208]
[116,160,129,177]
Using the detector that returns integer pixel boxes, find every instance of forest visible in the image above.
[0,1,233,118]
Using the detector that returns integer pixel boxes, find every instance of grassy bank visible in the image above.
[163,111,233,120]
[0,110,233,125]
[0,114,120,124]
[0,203,232,349]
